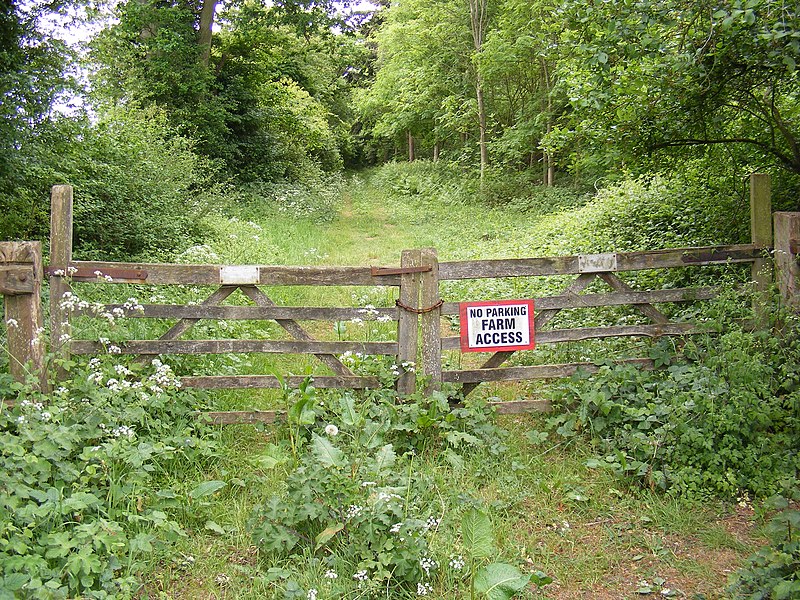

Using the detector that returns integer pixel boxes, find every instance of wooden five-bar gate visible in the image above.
[2,174,800,424]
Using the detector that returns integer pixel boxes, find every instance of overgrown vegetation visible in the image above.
[0,358,218,597]
[545,309,800,499]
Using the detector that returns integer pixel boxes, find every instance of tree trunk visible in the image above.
[198,0,218,67]
[407,131,415,161]
[433,142,440,162]
[476,80,488,179]
[469,0,489,181]
[541,57,554,187]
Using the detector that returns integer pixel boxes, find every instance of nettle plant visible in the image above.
[0,356,218,598]
[248,379,535,598]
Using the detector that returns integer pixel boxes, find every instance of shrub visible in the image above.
[546,305,800,499]
[0,357,218,597]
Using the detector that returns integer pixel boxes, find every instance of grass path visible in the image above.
[142,171,762,599]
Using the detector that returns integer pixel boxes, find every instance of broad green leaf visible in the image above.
[339,394,359,426]
[474,563,532,600]
[462,508,495,559]
[3,573,28,591]
[311,434,346,468]
[251,444,290,470]
[372,444,396,474]
[189,480,226,499]
[314,522,344,549]
[205,520,226,535]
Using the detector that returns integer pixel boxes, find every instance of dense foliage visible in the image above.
[0,358,218,597]
[546,304,800,500]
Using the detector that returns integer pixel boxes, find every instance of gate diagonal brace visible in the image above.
[134,285,240,364]
[239,286,354,378]
[460,273,597,398]
[598,272,670,324]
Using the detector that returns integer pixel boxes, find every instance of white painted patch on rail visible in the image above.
[220,266,260,285]
[578,253,618,273]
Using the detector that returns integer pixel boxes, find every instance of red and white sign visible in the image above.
[459,299,535,353]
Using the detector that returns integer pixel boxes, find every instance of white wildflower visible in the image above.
[53,269,65,276]
[67,266,78,275]
[108,345,122,354]
[307,589,317,600]
[324,569,338,579]
[419,557,437,575]
[345,505,364,519]
[5,318,18,328]
[325,424,339,437]
[40,412,52,422]
[361,481,377,487]
[390,522,403,534]
[353,570,368,581]
[417,582,433,596]
[423,516,441,531]
[449,555,465,570]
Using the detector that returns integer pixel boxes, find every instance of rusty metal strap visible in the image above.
[45,266,147,281]
[371,265,432,276]
[395,298,443,314]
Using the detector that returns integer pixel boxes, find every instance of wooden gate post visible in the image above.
[750,173,773,292]
[419,248,442,394]
[50,185,74,376]
[396,249,422,396]
[1,241,47,390]
[774,212,800,309]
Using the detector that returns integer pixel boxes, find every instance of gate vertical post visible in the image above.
[396,249,421,396]
[774,212,800,308]
[50,185,74,378]
[419,248,442,394]
[2,241,47,390]
[750,173,772,293]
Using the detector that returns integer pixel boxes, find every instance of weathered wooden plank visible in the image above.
[76,304,398,321]
[598,272,670,324]
[442,322,697,350]
[419,248,441,393]
[202,399,552,424]
[460,273,596,397]
[182,375,380,389]
[774,212,800,308]
[3,242,47,390]
[49,185,73,377]
[70,339,398,355]
[203,410,284,425]
[396,250,421,395]
[492,399,552,414]
[441,287,718,315]
[0,266,35,295]
[750,174,773,297]
[240,285,354,377]
[132,285,239,364]
[443,358,655,384]
[67,260,402,286]
[438,244,762,280]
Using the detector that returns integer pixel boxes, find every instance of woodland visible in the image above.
[1,0,800,598]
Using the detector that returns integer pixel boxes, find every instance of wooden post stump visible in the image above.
[1,241,47,390]
[774,212,800,309]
